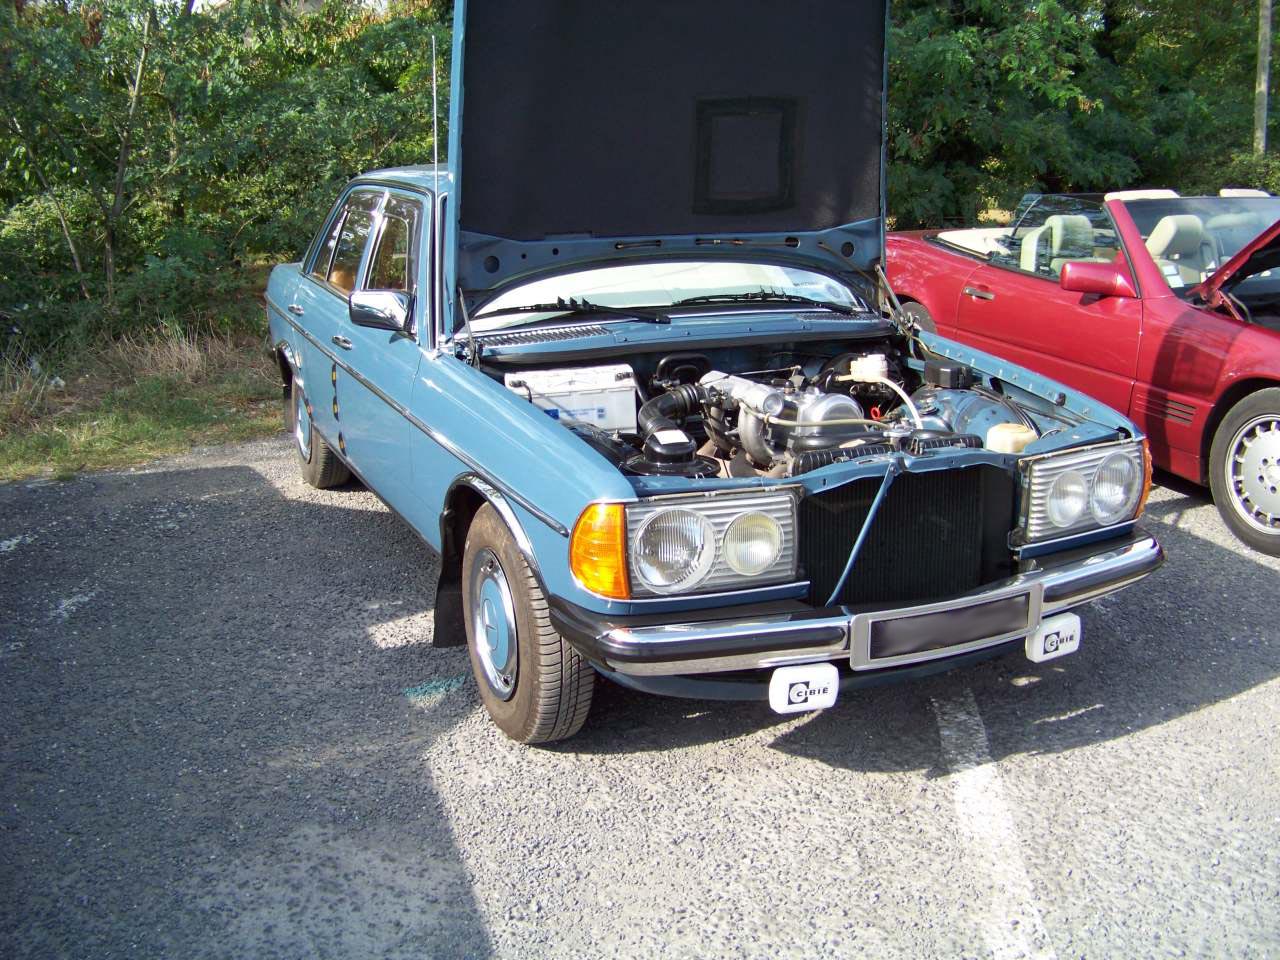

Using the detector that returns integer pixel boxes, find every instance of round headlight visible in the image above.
[723,511,783,577]
[1091,452,1141,524]
[1046,470,1089,528]
[633,508,716,593]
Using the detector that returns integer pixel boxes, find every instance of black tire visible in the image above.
[286,379,351,490]
[462,503,594,743]
[899,301,944,361]
[1209,387,1280,555]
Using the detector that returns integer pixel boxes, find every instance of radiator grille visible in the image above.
[798,466,1017,609]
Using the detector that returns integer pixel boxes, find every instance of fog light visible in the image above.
[723,512,783,576]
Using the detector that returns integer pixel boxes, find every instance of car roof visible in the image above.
[351,164,454,193]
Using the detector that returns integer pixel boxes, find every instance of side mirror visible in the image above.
[1059,261,1137,299]
[349,290,413,331]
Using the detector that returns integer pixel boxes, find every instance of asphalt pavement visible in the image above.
[1,436,1277,959]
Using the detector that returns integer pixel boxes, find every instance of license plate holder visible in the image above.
[849,585,1043,670]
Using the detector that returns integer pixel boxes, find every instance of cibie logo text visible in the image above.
[788,681,831,705]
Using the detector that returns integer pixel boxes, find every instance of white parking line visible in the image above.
[933,688,1057,960]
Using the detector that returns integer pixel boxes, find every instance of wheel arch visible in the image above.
[274,340,297,389]
[1201,377,1280,484]
[434,474,544,647]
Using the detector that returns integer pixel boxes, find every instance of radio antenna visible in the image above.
[431,33,440,172]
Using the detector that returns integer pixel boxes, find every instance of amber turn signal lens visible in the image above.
[1136,438,1153,519]
[570,503,629,599]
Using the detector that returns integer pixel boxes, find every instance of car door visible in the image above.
[953,198,1141,414]
[290,188,385,444]
[337,190,428,509]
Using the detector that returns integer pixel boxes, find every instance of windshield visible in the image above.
[472,260,861,331]
[1121,197,1280,296]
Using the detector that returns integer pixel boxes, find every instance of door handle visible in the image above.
[331,335,353,350]
[963,286,995,301]
[288,303,305,315]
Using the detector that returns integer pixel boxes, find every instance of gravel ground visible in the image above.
[2,435,1278,959]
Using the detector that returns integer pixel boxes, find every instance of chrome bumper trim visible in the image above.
[598,534,1162,676]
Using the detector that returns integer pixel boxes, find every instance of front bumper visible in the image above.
[550,530,1162,680]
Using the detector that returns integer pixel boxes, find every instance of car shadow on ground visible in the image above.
[569,480,1280,773]
[0,464,492,960]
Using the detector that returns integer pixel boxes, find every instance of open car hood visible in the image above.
[1195,216,1280,307]
[444,0,888,327]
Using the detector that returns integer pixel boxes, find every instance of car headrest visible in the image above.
[1145,214,1204,258]
[1046,214,1093,255]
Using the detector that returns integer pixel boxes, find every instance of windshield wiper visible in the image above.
[671,288,859,316]
[474,297,670,325]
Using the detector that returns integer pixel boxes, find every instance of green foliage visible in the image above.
[0,0,1273,342]
[0,0,451,349]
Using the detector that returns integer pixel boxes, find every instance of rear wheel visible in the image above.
[287,380,350,489]
[900,301,937,335]
[1209,388,1280,555]
[900,301,942,361]
[462,504,594,743]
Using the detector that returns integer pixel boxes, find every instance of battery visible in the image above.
[504,363,638,432]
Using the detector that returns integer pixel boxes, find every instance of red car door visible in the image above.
[953,199,1141,415]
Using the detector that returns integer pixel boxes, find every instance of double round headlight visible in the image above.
[632,507,786,593]
[1045,453,1143,530]
[633,509,716,593]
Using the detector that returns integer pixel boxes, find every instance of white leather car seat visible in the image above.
[1145,214,1206,288]
[1018,214,1101,276]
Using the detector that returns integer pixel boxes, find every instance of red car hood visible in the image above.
[1194,217,1280,306]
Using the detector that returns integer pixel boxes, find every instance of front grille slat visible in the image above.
[799,467,1016,609]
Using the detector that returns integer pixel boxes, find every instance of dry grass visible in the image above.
[0,325,281,481]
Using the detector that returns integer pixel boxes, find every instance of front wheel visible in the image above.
[462,504,594,743]
[1209,387,1280,555]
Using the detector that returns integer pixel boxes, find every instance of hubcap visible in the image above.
[1226,415,1280,535]
[294,387,312,460]
[470,548,518,699]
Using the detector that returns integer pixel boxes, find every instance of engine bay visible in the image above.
[491,335,1076,480]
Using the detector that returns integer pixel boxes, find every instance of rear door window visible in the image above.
[309,190,384,291]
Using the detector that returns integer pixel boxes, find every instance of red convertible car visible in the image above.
[887,193,1280,554]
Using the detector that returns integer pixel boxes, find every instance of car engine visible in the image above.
[502,343,1052,480]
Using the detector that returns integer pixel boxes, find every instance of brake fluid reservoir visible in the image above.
[986,422,1038,454]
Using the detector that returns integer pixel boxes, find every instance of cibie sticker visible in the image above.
[768,663,840,714]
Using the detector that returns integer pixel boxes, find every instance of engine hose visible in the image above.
[636,383,706,438]
[835,374,925,429]
[760,413,884,428]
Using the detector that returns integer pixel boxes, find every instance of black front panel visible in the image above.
[799,466,1017,609]
[868,594,1031,661]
